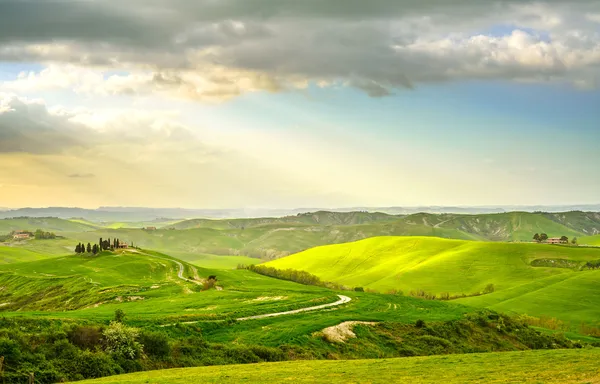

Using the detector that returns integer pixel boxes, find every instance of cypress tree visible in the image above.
[86,243,92,253]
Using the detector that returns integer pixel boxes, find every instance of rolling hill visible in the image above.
[71,349,600,384]
[266,236,600,325]
[0,217,98,233]
[168,211,403,230]
[580,234,600,246]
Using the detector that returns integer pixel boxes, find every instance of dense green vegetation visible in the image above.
[0,307,588,383]
[71,349,600,384]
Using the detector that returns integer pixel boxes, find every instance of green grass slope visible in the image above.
[72,349,600,384]
[580,234,600,246]
[0,249,340,322]
[0,217,98,233]
[457,270,600,326]
[267,236,600,295]
[0,245,51,264]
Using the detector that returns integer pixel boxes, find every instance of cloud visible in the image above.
[68,173,96,178]
[0,93,93,154]
[1,1,600,98]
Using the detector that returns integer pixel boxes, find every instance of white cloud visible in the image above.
[1,1,600,98]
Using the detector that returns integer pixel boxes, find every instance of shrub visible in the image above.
[415,319,426,328]
[103,322,142,359]
[114,309,126,323]
[483,284,495,294]
[68,325,104,350]
[354,287,365,292]
[139,331,171,358]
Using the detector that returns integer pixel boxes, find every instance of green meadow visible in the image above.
[266,236,600,326]
[72,349,600,384]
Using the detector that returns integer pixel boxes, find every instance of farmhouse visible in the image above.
[117,242,129,249]
[13,232,30,240]
[546,238,564,244]
[145,227,157,231]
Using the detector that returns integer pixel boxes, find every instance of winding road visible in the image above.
[236,294,352,321]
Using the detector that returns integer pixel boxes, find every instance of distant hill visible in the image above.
[0,217,98,234]
[169,211,402,230]
[2,205,599,222]
[404,211,600,241]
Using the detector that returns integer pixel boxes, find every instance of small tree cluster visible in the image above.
[533,233,549,242]
[75,242,100,254]
[34,229,56,239]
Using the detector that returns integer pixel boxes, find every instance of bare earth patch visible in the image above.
[250,296,287,302]
[318,321,378,343]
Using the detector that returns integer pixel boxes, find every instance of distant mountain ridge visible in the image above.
[1,205,599,222]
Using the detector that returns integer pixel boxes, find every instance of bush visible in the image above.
[69,325,104,350]
[354,287,365,292]
[103,322,142,359]
[140,331,171,358]
[415,319,426,328]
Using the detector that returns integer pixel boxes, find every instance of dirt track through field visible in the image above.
[236,295,351,321]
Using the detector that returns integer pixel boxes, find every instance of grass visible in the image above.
[266,236,600,294]
[266,236,600,326]
[580,234,600,246]
[0,217,98,233]
[71,349,600,384]
[0,245,53,264]
[457,270,600,327]
[167,251,260,269]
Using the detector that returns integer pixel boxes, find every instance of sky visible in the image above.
[0,0,599,209]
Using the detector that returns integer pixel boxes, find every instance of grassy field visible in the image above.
[266,236,600,294]
[458,270,600,327]
[167,251,260,269]
[266,236,600,326]
[580,234,600,246]
[72,349,600,384]
[0,245,53,264]
[0,217,98,233]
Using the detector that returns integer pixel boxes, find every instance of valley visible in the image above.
[0,210,599,383]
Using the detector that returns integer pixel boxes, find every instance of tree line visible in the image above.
[583,261,600,270]
[239,264,350,290]
[75,238,129,255]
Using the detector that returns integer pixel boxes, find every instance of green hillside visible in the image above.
[406,211,587,242]
[457,270,600,326]
[0,245,51,264]
[580,234,600,246]
[266,236,600,294]
[0,217,98,233]
[72,349,600,384]
[266,236,600,325]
